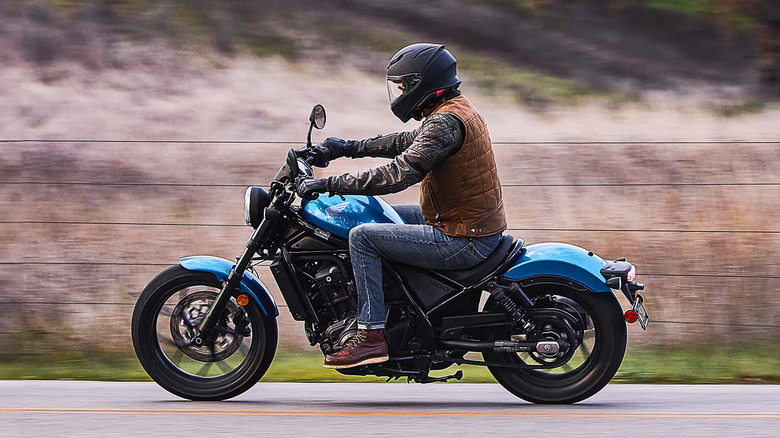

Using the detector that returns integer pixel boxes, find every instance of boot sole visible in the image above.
[323,355,390,369]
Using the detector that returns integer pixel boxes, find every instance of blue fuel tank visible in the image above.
[301,195,405,239]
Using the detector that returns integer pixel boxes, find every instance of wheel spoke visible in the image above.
[196,361,214,376]
[169,348,184,366]
[157,333,187,366]
[580,341,592,357]
[216,360,233,373]
[158,334,176,347]
[199,343,215,375]
[580,331,594,356]
[159,333,193,349]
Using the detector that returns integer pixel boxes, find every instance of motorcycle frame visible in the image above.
[189,149,645,378]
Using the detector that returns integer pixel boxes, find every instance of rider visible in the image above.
[297,43,507,369]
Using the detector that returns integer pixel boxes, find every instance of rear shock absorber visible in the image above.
[487,281,534,331]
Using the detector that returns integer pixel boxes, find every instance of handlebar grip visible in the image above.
[294,146,309,158]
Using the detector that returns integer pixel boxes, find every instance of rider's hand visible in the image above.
[296,178,328,200]
[311,137,351,167]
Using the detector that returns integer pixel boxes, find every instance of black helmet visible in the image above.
[386,43,461,123]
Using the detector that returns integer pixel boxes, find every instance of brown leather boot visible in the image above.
[324,329,389,369]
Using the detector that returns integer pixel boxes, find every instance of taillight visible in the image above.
[627,264,636,282]
[624,310,638,323]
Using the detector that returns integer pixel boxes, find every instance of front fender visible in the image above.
[502,243,611,293]
[179,256,279,318]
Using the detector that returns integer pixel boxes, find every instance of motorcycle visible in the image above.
[131,104,649,403]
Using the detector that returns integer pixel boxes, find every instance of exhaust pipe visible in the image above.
[438,339,566,354]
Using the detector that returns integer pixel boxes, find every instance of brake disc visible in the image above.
[169,290,245,362]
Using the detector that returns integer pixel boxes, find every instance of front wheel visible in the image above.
[483,285,626,404]
[131,265,277,400]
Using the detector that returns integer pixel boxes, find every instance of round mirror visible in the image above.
[309,104,326,130]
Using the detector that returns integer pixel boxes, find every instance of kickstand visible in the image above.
[415,370,463,384]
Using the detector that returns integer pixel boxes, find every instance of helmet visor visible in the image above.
[386,73,422,105]
[386,79,405,104]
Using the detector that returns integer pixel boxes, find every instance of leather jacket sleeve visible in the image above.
[347,130,419,159]
[326,113,465,196]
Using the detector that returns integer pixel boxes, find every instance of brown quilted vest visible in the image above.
[419,96,507,237]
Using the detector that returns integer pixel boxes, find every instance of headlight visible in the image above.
[244,186,270,228]
[244,187,253,226]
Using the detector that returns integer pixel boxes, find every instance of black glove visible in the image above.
[311,137,351,167]
[296,178,328,200]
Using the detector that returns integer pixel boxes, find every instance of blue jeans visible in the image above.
[349,204,502,329]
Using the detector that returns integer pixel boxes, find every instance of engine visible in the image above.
[312,263,359,353]
[313,263,355,318]
[283,256,358,354]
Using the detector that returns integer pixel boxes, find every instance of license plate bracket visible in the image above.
[633,294,649,330]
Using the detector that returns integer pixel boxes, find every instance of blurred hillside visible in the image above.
[2,0,780,104]
[2,0,780,368]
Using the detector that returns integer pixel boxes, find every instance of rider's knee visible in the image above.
[349,223,370,245]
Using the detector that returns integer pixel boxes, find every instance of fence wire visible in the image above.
[3,181,780,188]
[2,220,779,234]
[1,261,778,281]
[3,138,779,330]
[0,305,778,329]
[2,139,780,145]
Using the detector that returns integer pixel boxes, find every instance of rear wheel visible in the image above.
[132,265,277,400]
[483,285,626,404]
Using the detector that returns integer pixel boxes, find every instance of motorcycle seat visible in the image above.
[433,235,523,287]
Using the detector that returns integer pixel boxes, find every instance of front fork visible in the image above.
[194,207,281,344]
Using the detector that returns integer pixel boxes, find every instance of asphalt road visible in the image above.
[2,381,779,437]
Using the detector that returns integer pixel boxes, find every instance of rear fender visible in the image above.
[179,256,279,318]
[502,243,611,293]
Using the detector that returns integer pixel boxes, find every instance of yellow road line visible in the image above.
[1,408,779,419]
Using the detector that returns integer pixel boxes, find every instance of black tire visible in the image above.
[131,265,277,401]
[483,285,626,404]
